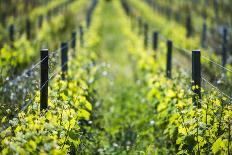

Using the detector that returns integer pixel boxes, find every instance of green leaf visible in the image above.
[212,137,222,154]
[182,135,197,151]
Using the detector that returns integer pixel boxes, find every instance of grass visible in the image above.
[81,0,156,154]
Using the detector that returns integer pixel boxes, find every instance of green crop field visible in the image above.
[0,0,231,154]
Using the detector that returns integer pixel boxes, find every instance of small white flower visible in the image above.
[150,120,155,125]
[113,143,118,147]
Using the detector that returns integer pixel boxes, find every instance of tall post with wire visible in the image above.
[144,23,148,49]
[38,15,43,28]
[40,49,49,111]
[186,15,192,38]
[61,42,68,80]
[26,18,31,40]
[201,22,207,48]
[71,32,77,56]
[153,31,159,51]
[9,24,15,42]
[192,50,201,108]
[79,26,84,47]
[166,40,172,78]
[138,17,142,35]
[222,27,227,67]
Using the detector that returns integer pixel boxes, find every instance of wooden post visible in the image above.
[38,15,43,28]
[9,24,14,41]
[222,44,227,67]
[214,0,218,19]
[47,11,51,22]
[201,22,207,48]
[192,50,201,108]
[138,17,142,35]
[61,42,68,80]
[144,23,148,48]
[40,49,49,111]
[175,12,181,23]
[222,27,227,67]
[166,40,172,78]
[86,0,98,28]
[71,32,77,56]
[79,26,84,47]
[223,27,227,45]
[186,15,192,38]
[26,19,31,40]
[86,12,91,28]
[153,32,159,50]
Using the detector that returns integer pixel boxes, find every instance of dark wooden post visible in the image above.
[192,50,201,108]
[38,15,43,28]
[71,32,77,56]
[61,42,68,80]
[153,32,159,50]
[223,27,227,45]
[144,23,148,48]
[86,0,98,28]
[40,49,49,111]
[26,19,31,40]
[166,40,172,78]
[86,1,93,29]
[214,0,218,19]
[186,15,192,38]
[47,11,51,22]
[138,17,142,35]
[175,12,181,23]
[222,44,227,67]
[9,24,15,41]
[79,26,84,47]
[222,27,227,67]
[201,22,207,48]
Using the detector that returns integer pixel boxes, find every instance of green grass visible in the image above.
[81,1,156,154]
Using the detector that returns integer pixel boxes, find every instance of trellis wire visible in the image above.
[201,55,232,73]
[158,32,232,102]
[160,33,232,74]
[1,55,71,131]
[3,36,75,86]
[202,75,232,102]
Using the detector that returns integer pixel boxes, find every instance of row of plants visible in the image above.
[123,1,232,154]
[0,0,68,43]
[139,43,231,154]
[127,0,232,94]
[0,0,90,84]
[128,0,215,59]
[0,0,230,154]
[0,46,97,154]
[0,1,100,153]
[73,0,231,154]
[145,0,232,27]
[0,0,91,128]
[144,0,232,57]
[0,0,52,24]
